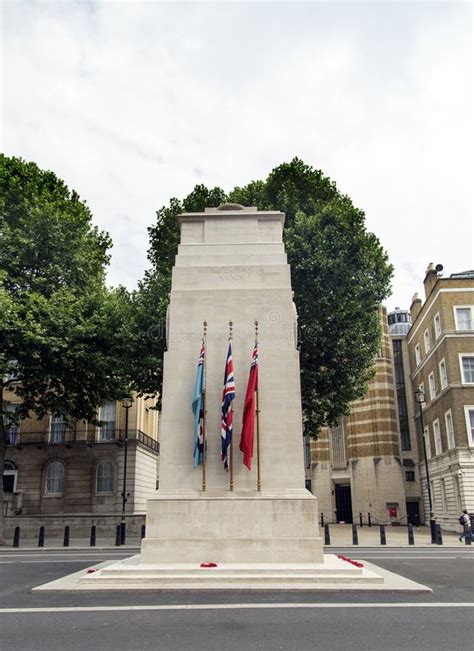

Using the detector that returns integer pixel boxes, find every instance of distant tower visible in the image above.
[388,307,412,336]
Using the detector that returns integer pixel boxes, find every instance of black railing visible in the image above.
[6,429,159,453]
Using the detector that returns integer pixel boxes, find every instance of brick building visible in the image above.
[407,265,474,531]
[2,394,159,539]
[310,307,407,525]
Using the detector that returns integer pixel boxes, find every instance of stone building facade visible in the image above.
[2,394,159,539]
[407,266,474,531]
[310,307,407,525]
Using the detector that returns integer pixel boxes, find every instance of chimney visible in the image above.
[410,292,422,322]
[423,262,438,299]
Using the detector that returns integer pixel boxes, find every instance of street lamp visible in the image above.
[415,388,436,544]
[120,395,133,545]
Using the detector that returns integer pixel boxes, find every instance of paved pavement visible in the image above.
[0,546,472,650]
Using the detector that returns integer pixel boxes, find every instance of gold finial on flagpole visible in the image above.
[254,319,259,338]
[229,320,233,340]
[203,320,208,337]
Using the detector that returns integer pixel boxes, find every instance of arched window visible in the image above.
[96,461,114,493]
[3,461,17,493]
[45,462,64,495]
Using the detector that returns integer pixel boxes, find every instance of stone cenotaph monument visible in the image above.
[76,205,406,589]
[141,204,323,565]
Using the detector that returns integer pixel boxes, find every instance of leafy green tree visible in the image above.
[0,155,137,542]
[148,158,393,434]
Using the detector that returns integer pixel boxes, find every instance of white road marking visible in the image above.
[0,602,472,614]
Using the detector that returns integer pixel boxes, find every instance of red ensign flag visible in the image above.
[239,340,259,470]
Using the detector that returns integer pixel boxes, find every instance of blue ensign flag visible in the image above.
[192,340,206,468]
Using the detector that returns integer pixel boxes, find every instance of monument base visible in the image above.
[140,490,323,564]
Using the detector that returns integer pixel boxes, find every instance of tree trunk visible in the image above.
[0,397,6,546]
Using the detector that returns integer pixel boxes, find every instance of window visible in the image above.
[3,461,17,493]
[96,461,114,493]
[454,306,473,331]
[433,419,442,455]
[415,344,421,366]
[392,339,411,451]
[434,313,442,339]
[445,410,455,449]
[464,407,474,446]
[423,426,431,459]
[428,372,436,400]
[50,414,66,443]
[99,401,116,441]
[405,471,415,482]
[45,462,64,495]
[418,383,426,409]
[423,329,431,354]
[3,403,19,445]
[439,359,448,390]
[460,355,474,384]
[453,475,462,511]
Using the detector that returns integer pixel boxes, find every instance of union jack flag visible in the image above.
[221,341,235,470]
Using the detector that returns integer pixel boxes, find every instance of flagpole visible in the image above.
[255,320,261,492]
[202,321,207,492]
[229,320,234,492]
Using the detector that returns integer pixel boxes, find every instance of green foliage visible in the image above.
[148,157,393,436]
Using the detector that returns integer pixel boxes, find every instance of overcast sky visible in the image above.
[2,1,472,310]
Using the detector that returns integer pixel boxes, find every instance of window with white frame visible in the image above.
[454,306,473,331]
[433,312,442,339]
[99,401,116,441]
[50,414,66,443]
[3,403,19,445]
[418,383,426,409]
[433,419,442,455]
[460,355,474,384]
[415,344,421,366]
[464,406,474,446]
[45,462,64,495]
[3,461,17,493]
[445,410,455,449]
[96,461,114,493]
[439,358,448,390]
[423,329,431,354]
[424,426,431,459]
[428,372,436,400]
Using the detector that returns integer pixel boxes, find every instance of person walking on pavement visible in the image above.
[458,510,471,542]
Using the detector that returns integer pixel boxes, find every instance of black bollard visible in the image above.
[324,523,330,545]
[38,526,45,548]
[380,524,386,545]
[63,525,70,547]
[141,524,146,540]
[115,524,121,546]
[352,524,359,545]
[408,523,415,545]
[368,512,372,527]
[435,524,443,545]
[90,525,96,547]
[359,512,363,527]
[320,512,324,528]
[465,525,472,546]
[120,521,126,546]
[13,526,20,548]
[415,514,420,528]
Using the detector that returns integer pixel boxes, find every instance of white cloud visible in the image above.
[1,1,472,309]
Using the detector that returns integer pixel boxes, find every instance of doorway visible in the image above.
[406,501,420,526]
[335,484,353,523]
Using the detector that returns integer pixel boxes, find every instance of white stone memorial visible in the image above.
[70,205,427,591]
[141,204,323,565]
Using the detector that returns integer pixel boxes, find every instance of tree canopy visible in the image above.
[147,158,393,434]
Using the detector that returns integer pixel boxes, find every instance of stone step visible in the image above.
[84,572,383,586]
[98,566,364,578]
